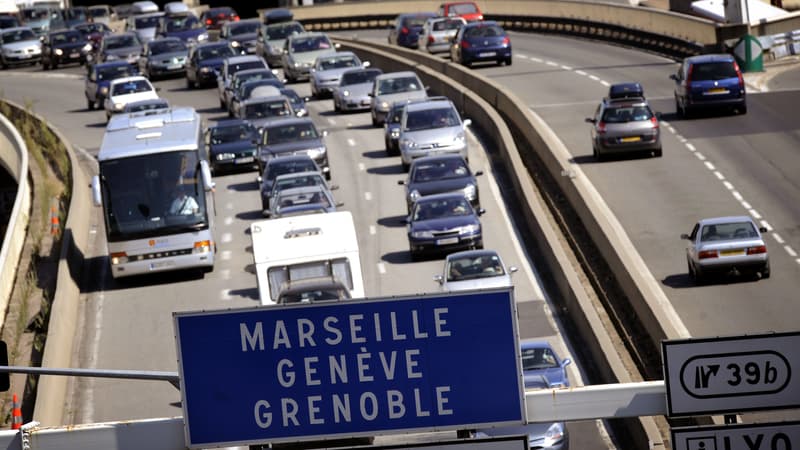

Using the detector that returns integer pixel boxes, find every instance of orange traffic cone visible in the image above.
[11,394,21,430]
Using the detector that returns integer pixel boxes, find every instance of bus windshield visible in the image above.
[100,150,209,241]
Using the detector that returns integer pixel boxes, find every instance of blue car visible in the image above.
[388,12,436,49]
[185,41,235,89]
[670,53,746,117]
[406,192,484,261]
[520,340,572,388]
[450,20,512,67]
[158,14,209,45]
[206,119,260,174]
[84,60,139,110]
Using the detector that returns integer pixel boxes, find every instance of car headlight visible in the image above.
[305,146,326,159]
[113,102,125,111]
[105,54,118,60]
[128,53,138,60]
[55,48,63,56]
[454,131,466,143]
[100,86,109,95]
[379,101,389,110]
[390,128,400,139]
[409,190,420,202]
[200,66,212,73]
[411,230,435,238]
[215,153,236,161]
[82,43,92,52]
[270,45,281,53]
[342,90,350,97]
[400,139,416,149]
[197,33,209,41]
[293,61,302,68]
[463,184,476,200]
[231,40,240,47]
[543,422,566,447]
[459,224,480,235]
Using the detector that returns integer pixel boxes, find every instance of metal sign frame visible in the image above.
[174,288,524,449]
[671,420,800,450]
[662,331,800,417]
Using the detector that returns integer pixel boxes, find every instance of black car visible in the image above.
[399,154,483,213]
[406,192,485,260]
[206,119,260,174]
[0,15,20,29]
[257,117,329,179]
[185,41,235,89]
[41,29,88,69]
[259,155,321,212]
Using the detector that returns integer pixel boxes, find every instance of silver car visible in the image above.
[682,215,770,283]
[333,67,383,113]
[370,71,427,126]
[309,51,364,99]
[256,20,305,67]
[263,170,337,215]
[398,97,471,171]
[220,18,261,55]
[434,249,517,292]
[269,184,339,218]
[0,27,41,68]
[138,37,188,80]
[281,32,338,83]
[217,54,269,109]
[585,95,661,161]
[417,16,466,54]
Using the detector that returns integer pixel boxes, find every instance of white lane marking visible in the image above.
[667,126,676,134]
[785,246,797,257]
[588,74,600,81]
[575,70,587,76]
[531,57,543,63]
[723,181,735,190]
[327,117,336,125]
[741,200,752,209]
[221,288,232,300]
[369,225,376,235]
[773,233,785,244]
[761,220,772,231]
[347,138,356,146]
[224,216,233,226]
[364,192,372,201]
[377,262,386,274]
[226,202,234,210]
[703,161,715,171]
[600,80,610,87]
[685,143,696,152]
[221,232,232,243]
[517,54,529,59]
[714,171,725,180]
[694,152,706,161]
[358,162,366,171]
[220,269,231,281]
[749,209,762,219]
[732,191,743,201]
[221,250,232,261]
[560,65,573,71]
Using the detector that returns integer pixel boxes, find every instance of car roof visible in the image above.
[463,20,499,28]
[697,215,756,226]
[1,27,35,34]
[399,12,437,19]
[405,98,454,113]
[195,40,230,49]
[446,249,501,261]
[276,184,329,196]
[262,116,313,128]
[412,153,467,166]
[266,154,316,166]
[317,51,357,61]
[210,118,251,128]
[93,60,133,69]
[109,75,149,85]
[288,31,327,39]
[376,71,419,81]
[234,68,273,77]
[226,54,264,64]
[686,53,736,64]
[520,339,556,351]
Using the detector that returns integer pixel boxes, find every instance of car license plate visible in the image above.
[720,249,745,256]
[620,136,641,143]
[20,54,31,59]
[70,52,79,58]
[706,87,729,95]
[436,237,459,246]
[235,156,254,164]
[478,52,496,58]
[361,99,371,105]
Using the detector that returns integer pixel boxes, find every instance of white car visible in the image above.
[434,249,517,292]
[104,76,159,122]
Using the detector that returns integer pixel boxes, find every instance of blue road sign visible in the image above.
[174,289,524,448]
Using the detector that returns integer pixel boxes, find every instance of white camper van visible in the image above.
[250,211,365,306]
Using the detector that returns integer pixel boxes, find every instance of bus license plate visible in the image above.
[436,237,459,246]
[150,261,173,270]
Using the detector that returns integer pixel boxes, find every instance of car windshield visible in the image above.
[700,221,758,242]
[465,25,503,38]
[227,60,264,76]
[264,122,317,145]
[0,17,19,28]
[134,15,161,28]
[150,39,186,54]
[402,16,429,28]
[210,123,256,145]
[244,100,291,119]
[521,347,559,370]
[266,160,318,182]
[274,174,324,193]
[281,89,301,104]
[601,105,653,123]
[318,55,358,71]
[446,253,504,281]
[406,107,460,131]
[105,35,139,49]
[21,9,50,21]
[165,15,198,32]
[414,197,471,220]
[691,62,739,81]
[276,188,331,209]
[340,69,380,86]
[2,29,36,43]
[126,100,168,112]
[76,23,108,35]
[412,160,468,182]
[265,22,303,40]
[65,8,87,21]
[197,44,234,59]
[112,79,152,95]
[89,7,109,18]
[376,76,421,95]
[290,35,332,53]
[234,71,273,89]
[97,65,136,80]
[229,22,259,35]
[51,30,82,44]
[451,3,478,14]
[433,19,463,31]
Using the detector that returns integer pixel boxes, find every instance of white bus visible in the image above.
[91,107,216,279]
[250,211,365,306]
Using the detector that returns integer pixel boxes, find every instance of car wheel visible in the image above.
[653,147,663,158]
[42,59,49,70]
[334,100,341,113]
[739,104,747,115]
[401,160,410,172]
[186,77,193,89]
[496,59,503,66]
[87,96,95,111]
[462,59,471,68]
[219,98,225,109]
[675,97,684,118]
[689,259,704,284]
[372,114,379,127]
[760,261,770,279]
[1,56,8,70]
[593,146,604,162]
[506,56,512,66]
[409,248,421,262]
[52,60,58,70]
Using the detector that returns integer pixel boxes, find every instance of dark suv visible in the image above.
[670,54,746,117]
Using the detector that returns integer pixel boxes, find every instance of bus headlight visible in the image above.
[194,240,212,254]
[110,252,128,265]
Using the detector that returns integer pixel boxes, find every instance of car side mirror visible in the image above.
[462,118,472,127]
[759,227,768,233]
[433,274,444,284]
[562,358,572,368]
[474,170,483,177]
[368,92,374,97]
[585,117,596,124]
[509,266,518,274]
[669,73,679,81]
[155,86,161,92]
[476,208,486,216]
[397,180,406,185]
[329,184,339,190]
[680,233,690,240]
[362,61,371,68]
[424,85,430,91]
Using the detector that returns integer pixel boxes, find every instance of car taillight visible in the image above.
[686,64,693,85]
[502,36,510,45]
[733,61,744,86]
[747,245,767,255]
[650,116,659,128]
[233,15,240,21]
[596,121,606,134]
[461,40,470,49]
[401,26,409,34]
[698,250,718,259]
[206,19,212,25]
[428,35,434,44]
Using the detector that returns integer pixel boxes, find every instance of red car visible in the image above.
[200,7,239,31]
[438,2,483,22]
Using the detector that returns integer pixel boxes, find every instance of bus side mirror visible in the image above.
[91,175,102,206]
[200,160,215,190]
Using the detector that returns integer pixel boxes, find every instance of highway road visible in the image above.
[5,24,800,445]
[0,47,610,448]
